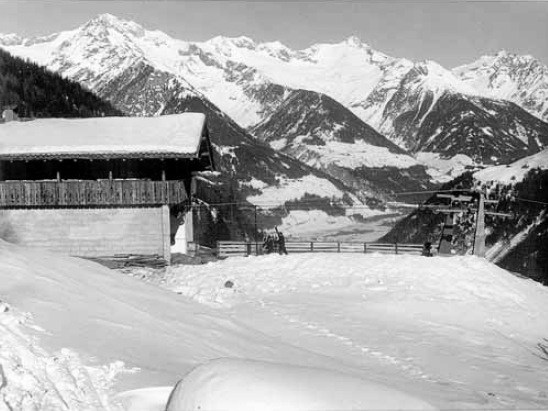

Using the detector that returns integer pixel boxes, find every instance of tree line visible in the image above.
[0,49,122,118]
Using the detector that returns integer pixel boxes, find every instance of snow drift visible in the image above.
[0,303,121,411]
[166,358,435,411]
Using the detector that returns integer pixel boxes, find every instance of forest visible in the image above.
[0,48,122,118]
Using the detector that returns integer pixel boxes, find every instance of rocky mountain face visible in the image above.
[252,89,438,194]
[454,51,548,123]
[352,60,548,162]
[391,91,548,163]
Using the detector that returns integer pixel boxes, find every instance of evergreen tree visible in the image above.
[0,49,122,118]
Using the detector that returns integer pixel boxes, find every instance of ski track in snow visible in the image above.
[253,298,436,383]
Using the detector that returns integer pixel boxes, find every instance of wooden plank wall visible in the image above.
[0,180,188,207]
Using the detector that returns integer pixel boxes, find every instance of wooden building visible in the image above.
[0,113,215,262]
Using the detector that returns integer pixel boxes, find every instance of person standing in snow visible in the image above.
[275,227,288,255]
[422,241,433,257]
[263,233,274,254]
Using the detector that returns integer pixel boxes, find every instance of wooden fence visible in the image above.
[0,180,188,207]
[217,241,424,258]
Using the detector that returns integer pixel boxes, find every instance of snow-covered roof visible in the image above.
[0,113,207,160]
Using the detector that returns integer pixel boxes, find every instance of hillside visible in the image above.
[381,155,548,284]
[0,48,121,118]
[252,89,439,195]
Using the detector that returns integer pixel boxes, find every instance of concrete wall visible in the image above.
[0,206,171,259]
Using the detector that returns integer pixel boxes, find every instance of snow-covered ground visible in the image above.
[416,152,476,180]
[0,302,122,411]
[2,239,548,410]
[474,148,548,184]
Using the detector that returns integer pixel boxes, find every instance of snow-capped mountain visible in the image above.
[350,59,548,161]
[2,13,548,179]
[252,89,439,194]
[454,51,548,122]
[391,90,548,163]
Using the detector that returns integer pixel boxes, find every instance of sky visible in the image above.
[0,1,547,68]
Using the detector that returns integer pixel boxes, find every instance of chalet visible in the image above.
[0,112,215,262]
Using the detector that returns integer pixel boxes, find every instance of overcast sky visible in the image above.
[1,0,547,67]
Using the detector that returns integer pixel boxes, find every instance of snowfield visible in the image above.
[2,239,548,410]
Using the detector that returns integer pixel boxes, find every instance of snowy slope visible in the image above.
[3,238,548,410]
[474,148,548,184]
[0,240,349,394]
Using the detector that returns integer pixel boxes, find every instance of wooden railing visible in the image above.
[0,180,188,207]
[217,241,424,258]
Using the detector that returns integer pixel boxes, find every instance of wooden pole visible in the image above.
[254,205,258,255]
[473,193,486,258]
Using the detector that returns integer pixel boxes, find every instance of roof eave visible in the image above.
[0,152,198,161]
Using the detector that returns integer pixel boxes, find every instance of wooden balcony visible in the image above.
[0,180,188,208]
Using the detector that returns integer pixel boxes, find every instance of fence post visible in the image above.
[310,242,314,252]
[364,243,367,254]
[216,241,221,258]
[395,242,399,255]
[337,242,341,253]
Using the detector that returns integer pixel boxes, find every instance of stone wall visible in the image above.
[0,206,171,259]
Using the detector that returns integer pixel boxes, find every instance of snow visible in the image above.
[114,387,173,411]
[246,174,346,207]
[486,215,542,264]
[453,51,548,122]
[0,114,205,158]
[474,148,548,184]
[240,177,268,191]
[0,302,122,410]
[165,358,435,411]
[303,140,420,169]
[0,240,334,395]
[416,152,475,179]
[3,237,548,410]
[124,253,548,410]
[279,209,384,238]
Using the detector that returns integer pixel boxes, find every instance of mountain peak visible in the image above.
[0,33,23,46]
[84,13,145,38]
[344,35,363,47]
[208,35,256,50]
